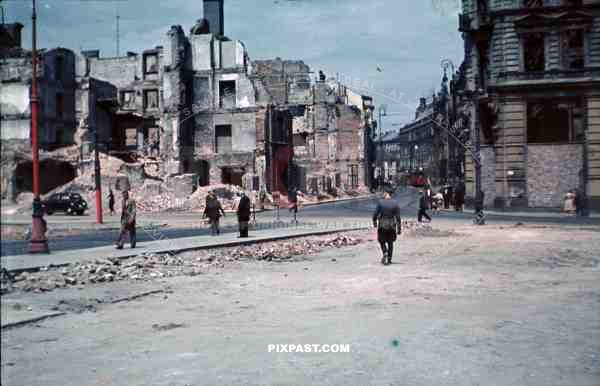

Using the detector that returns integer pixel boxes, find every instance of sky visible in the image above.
[3,0,463,130]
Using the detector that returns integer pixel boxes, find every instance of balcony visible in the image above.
[493,68,600,87]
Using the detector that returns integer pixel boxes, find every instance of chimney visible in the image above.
[416,97,427,119]
[203,0,224,36]
[82,50,100,58]
[0,22,24,49]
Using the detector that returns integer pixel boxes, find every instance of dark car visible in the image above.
[42,192,88,215]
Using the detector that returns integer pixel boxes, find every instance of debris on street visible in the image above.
[1,232,370,294]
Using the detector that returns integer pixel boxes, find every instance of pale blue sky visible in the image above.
[4,0,463,129]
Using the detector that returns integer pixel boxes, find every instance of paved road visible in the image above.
[3,188,599,256]
[2,224,599,385]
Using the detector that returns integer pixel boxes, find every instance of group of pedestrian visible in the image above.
[203,190,254,238]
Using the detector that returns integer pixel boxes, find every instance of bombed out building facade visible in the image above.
[0,0,371,202]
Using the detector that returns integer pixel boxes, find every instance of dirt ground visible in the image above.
[1,223,599,385]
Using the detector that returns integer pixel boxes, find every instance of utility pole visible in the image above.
[28,0,49,253]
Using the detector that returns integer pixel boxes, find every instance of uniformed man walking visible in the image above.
[372,186,402,265]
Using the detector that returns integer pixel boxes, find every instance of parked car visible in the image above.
[42,192,88,215]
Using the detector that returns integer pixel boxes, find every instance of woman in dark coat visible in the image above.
[237,192,251,237]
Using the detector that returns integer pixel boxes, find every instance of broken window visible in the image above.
[523,33,545,72]
[56,93,64,119]
[120,90,135,110]
[147,127,159,156]
[143,89,159,111]
[561,29,585,70]
[215,125,232,153]
[293,133,307,147]
[143,53,158,74]
[527,98,584,143]
[219,80,236,109]
[221,167,243,186]
[349,165,359,188]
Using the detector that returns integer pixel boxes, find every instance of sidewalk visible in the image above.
[461,207,599,219]
[1,222,369,273]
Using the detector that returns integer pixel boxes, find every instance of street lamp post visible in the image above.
[378,104,387,190]
[28,0,49,253]
[473,96,485,225]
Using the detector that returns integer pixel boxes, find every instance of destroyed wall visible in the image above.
[251,58,311,105]
[1,48,77,148]
[1,45,79,201]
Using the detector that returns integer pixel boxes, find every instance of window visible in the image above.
[523,33,545,72]
[293,133,307,147]
[523,0,543,7]
[527,98,584,143]
[125,128,137,147]
[54,56,63,81]
[56,93,64,119]
[349,165,358,188]
[219,80,236,109]
[120,90,135,110]
[143,89,159,110]
[215,125,232,153]
[561,29,584,70]
[143,54,158,74]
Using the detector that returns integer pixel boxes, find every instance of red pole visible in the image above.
[29,0,49,253]
[94,136,103,223]
[96,189,103,223]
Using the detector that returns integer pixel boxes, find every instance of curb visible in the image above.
[1,311,66,330]
[3,226,369,274]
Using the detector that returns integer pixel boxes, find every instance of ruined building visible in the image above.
[1,0,371,203]
[457,0,600,209]
[251,58,372,194]
[1,22,79,200]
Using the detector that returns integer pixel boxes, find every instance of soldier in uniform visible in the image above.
[115,189,136,249]
[372,186,402,265]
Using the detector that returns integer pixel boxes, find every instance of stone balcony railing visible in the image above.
[492,68,600,86]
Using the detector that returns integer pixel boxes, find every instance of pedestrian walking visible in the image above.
[288,186,302,223]
[115,189,136,249]
[372,186,401,265]
[203,191,225,235]
[108,188,115,215]
[454,183,465,212]
[575,189,588,217]
[237,192,251,238]
[417,190,432,222]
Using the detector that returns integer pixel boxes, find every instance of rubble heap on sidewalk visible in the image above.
[1,232,369,294]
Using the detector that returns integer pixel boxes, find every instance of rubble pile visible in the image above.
[0,232,370,294]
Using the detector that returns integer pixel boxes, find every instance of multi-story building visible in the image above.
[457,0,600,209]
[1,22,79,200]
